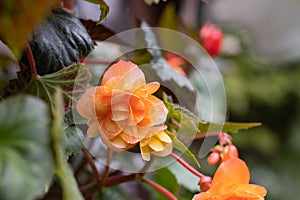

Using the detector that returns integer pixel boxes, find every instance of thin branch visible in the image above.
[81,148,102,182]
[169,153,204,178]
[102,149,113,184]
[25,43,37,77]
[103,173,138,187]
[139,158,155,174]
[81,58,112,65]
[141,178,177,200]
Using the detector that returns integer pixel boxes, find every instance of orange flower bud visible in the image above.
[198,176,212,192]
[222,144,239,162]
[207,152,220,166]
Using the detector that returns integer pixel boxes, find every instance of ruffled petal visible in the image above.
[148,137,164,151]
[76,87,97,118]
[236,184,267,198]
[87,119,100,137]
[212,158,250,185]
[147,95,168,126]
[102,60,138,85]
[156,131,172,143]
[140,146,151,161]
[152,143,173,157]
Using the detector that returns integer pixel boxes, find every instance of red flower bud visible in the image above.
[198,176,212,192]
[200,22,223,57]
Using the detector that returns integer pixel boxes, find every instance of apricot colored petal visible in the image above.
[119,132,140,144]
[76,87,97,118]
[140,137,152,147]
[105,61,145,91]
[143,95,168,126]
[156,131,172,143]
[111,111,129,121]
[236,184,267,198]
[140,146,151,161]
[148,137,164,151]
[152,143,173,157]
[101,117,122,139]
[146,82,160,94]
[110,136,128,150]
[87,119,100,137]
[134,82,160,97]
[102,60,138,85]
[212,158,250,185]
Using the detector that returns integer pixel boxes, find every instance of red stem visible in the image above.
[141,178,177,200]
[25,43,37,76]
[82,148,102,182]
[103,174,137,187]
[169,153,204,178]
[80,58,112,65]
[64,0,73,10]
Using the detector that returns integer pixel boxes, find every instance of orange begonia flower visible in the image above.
[76,60,169,158]
[193,158,267,200]
[140,126,173,161]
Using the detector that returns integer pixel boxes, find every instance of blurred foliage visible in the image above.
[220,30,300,200]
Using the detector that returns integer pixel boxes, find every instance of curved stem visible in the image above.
[102,149,113,184]
[81,148,102,182]
[169,153,204,178]
[141,177,177,200]
[25,43,37,77]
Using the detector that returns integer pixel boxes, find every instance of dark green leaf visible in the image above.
[0,95,54,200]
[154,167,179,200]
[51,89,84,200]
[167,131,200,168]
[140,21,196,110]
[64,126,84,157]
[21,8,94,75]
[84,0,110,24]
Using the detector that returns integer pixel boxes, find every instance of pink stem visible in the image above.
[170,153,204,178]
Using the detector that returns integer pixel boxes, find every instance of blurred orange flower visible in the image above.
[77,60,169,155]
[140,127,173,161]
[193,158,267,200]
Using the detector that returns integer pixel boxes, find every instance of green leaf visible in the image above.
[0,95,54,200]
[21,8,94,75]
[84,0,110,24]
[64,126,84,157]
[164,93,261,135]
[0,0,58,58]
[167,131,200,168]
[140,21,196,110]
[23,63,91,111]
[198,121,262,134]
[153,167,179,200]
[51,89,84,200]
